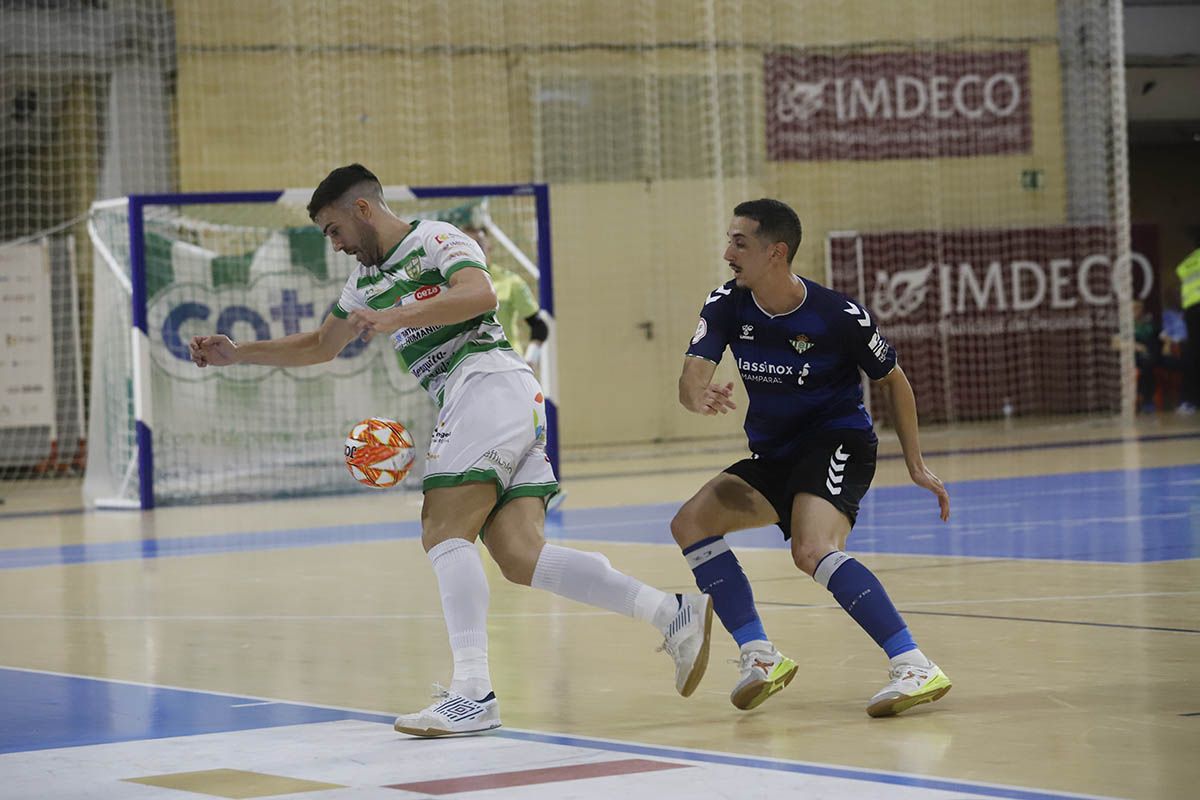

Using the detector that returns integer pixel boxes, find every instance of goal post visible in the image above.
[85,184,557,510]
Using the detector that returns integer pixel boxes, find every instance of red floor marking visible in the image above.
[386,757,689,794]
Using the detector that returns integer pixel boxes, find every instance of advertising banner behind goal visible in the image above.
[828,227,1149,423]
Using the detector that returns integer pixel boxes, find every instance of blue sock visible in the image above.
[683,536,767,647]
[814,551,917,657]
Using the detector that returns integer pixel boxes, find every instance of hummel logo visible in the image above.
[705,286,732,305]
[843,301,872,328]
[826,444,850,495]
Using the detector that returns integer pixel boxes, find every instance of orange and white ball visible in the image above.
[344,417,416,488]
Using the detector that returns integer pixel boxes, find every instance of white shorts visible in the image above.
[422,368,558,506]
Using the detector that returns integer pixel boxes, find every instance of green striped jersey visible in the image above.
[331,220,525,405]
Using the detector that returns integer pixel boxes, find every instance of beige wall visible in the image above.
[173,0,1070,449]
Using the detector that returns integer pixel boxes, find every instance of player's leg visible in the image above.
[484,471,713,697]
[393,481,502,737]
[787,433,950,717]
[670,468,797,710]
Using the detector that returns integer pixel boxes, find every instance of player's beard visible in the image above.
[359,225,382,266]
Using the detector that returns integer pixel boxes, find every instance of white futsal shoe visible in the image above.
[729,643,798,710]
[866,662,952,718]
[393,685,502,737]
[657,592,714,697]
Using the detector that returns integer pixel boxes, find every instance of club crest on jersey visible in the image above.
[740,324,755,341]
[790,334,815,355]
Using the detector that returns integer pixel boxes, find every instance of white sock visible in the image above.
[890,648,933,669]
[427,538,493,700]
[531,543,676,630]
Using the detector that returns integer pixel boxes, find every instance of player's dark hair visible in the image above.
[733,199,803,264]
[307,163,382,220]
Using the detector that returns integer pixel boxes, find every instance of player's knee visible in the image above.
[486,532,539,586]
[670,507,710,548]
[493,545,536,585]
[789,540,829,576]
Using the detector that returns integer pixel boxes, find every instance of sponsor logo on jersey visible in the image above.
[737,357,795,376]
[740,324,755,340]
[867,330,891,362]
[411,348,450,379]
[790,334,814,354]
[737,357,796,383]
[691,317,707,345]
[415,285,441,301]
[434,233,451,244]
[797,362,811,386]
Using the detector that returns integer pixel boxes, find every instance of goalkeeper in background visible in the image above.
[460,218,549,374]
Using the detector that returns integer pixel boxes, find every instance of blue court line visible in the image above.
[574,430,1200,481]
[2,430,1196,522]
[0,668,1119,800]
[0,463,1196,569]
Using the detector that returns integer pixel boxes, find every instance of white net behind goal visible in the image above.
[84,191,543,507]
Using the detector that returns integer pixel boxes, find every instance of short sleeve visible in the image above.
[842,298,897,379]
[331,276,369,319]
[685,283,734,364]
[427,225,488,279]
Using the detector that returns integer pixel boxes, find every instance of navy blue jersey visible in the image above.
[686,278,896,459]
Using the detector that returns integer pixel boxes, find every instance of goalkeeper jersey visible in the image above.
[685,277,896,459]
[331,220,525,406]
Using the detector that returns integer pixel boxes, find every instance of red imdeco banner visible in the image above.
[766,50,1032,161]
[827,228,1152,422]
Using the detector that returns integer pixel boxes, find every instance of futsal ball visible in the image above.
[344,417,416,488]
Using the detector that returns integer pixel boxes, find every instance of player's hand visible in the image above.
[348,308,404,341]
[910,463,950,521]
[189,334,238,367]
[699,381,737,415]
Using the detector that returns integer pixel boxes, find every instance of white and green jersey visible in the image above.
[331,220,526,406]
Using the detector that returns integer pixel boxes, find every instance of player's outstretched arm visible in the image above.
[189,312,360,368]
[678,356,737,416]
[348,266,497,339]
[874,366,950,521]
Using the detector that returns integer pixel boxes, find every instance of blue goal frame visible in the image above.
[123,183,557,510]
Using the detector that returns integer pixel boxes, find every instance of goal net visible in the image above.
[83,186,554,508]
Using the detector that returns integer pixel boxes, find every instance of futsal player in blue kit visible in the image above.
[672,199,952,717]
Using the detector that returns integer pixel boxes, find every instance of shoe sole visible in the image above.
[732,661,799,711]
[866,682,952,718]
[679,596,714,698]
[394,720,502,737]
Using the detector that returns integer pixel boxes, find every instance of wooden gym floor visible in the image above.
[0,414,1197,799]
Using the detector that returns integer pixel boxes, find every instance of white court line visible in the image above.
[0,664,1128,800]
[229,701,275,707]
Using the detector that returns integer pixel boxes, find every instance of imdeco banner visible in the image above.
[766,50,1032,161]
[827,227,1150,421]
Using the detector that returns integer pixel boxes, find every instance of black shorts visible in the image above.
[723,429,877,539]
